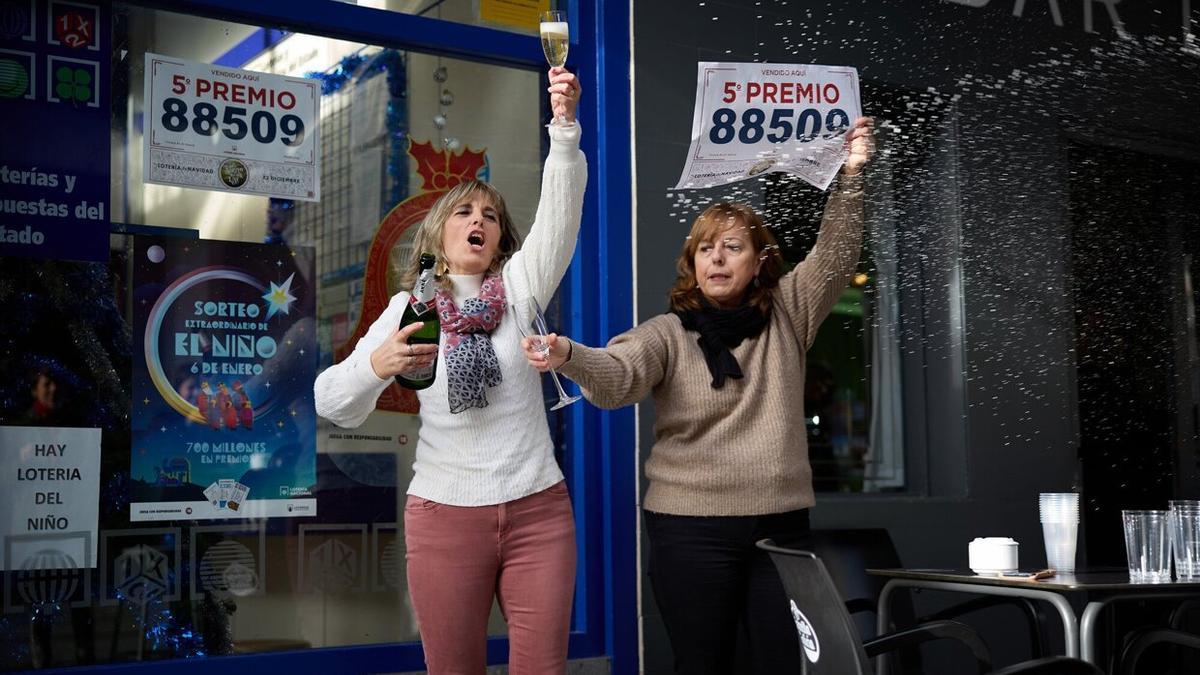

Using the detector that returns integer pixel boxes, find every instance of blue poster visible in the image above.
[0,0,110,262]
[130,236,317,521]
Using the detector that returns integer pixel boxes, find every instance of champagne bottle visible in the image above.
[395,253,440,390]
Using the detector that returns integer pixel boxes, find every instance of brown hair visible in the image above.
[667,202,785,314]
[397,180,522,290]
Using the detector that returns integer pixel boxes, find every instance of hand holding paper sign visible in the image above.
[840,116,876,177]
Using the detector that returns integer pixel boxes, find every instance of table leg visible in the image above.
[1080,600,1107,666]
[876,580,898,675]
[1079,592,1189,668]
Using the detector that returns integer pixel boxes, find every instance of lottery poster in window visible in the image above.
[130,236,317,521]
[142,52,321,201]
[673,62,861,191]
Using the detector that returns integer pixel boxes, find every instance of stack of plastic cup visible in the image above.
[1169,500,1200,580]
[1039,492,1079,573]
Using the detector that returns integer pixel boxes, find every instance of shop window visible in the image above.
[1,3,558,668]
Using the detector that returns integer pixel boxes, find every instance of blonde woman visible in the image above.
[315,67,585,674]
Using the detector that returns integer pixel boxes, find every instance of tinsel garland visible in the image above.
[0,562,224,668]
[102,469,130,520]
[112,586,213,659]
[0,615,29,667]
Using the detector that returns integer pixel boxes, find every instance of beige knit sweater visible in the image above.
[559,177,864,516]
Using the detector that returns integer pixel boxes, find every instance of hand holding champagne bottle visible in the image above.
[370,253,440,387]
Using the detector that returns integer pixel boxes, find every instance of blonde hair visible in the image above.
[397,181,522,290]
[667,202,784,314]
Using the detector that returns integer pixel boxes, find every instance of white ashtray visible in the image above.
[968,537,1019,576]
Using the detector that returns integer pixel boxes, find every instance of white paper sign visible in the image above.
[351,145,383,243]
[1,426,101,571]
[143,53,321,201]
[674,62,861,191]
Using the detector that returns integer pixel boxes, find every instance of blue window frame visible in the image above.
[53,1,636,673]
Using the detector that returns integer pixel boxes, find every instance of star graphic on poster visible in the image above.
[262,273,297,320]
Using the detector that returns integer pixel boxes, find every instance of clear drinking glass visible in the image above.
[1123,509,1171,582]
[517,296,580,410]
[539,10,573,128]
[1169,501,1200,580]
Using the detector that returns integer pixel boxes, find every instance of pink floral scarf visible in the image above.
[435,273,506,413]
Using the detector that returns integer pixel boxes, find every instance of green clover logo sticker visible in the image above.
[55,65,91,103]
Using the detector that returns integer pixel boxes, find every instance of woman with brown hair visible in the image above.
[523,117,874,674]
[315,67,585,674]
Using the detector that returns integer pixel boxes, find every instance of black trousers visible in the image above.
[644,507,811,675]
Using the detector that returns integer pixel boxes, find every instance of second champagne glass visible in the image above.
[539,10,574,128]
[519,296,580,410]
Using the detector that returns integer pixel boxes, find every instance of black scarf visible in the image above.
[674,298,769,388]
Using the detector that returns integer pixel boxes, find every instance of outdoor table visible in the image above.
[867,568,1200,672]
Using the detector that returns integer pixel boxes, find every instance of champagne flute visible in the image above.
[518,296,581,410]
[539,10,574,128]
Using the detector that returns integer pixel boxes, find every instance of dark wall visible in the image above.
[630,1,1200,672]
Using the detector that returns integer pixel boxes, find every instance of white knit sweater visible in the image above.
[313,123,587,506]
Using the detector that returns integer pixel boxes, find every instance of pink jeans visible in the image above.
[404,481,576,675]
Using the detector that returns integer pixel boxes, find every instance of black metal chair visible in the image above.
[757,540,1105,675]
[1117,628,1200,675]
[806,528,912,639]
